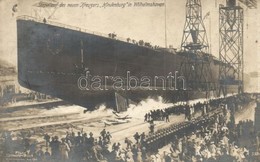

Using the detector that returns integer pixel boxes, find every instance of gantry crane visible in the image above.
[218,0,256,96]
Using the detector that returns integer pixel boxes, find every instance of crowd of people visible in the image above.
[144,94,252,124]
[107,32,161,50]
[144,99,212,123]
[1,128,152,162]
[0,93,258,162]
[143,94,259,162]
[144,110,170,123]
[41,129,116,161]
[159,116,258,162]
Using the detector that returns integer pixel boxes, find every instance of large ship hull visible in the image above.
[17,16,235,110]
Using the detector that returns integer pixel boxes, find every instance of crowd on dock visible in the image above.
[155,116,256,162]
[144,93,252,123]
[1,128,150,162]
[0,93,259,162]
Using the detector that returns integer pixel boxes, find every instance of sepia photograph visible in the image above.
[0,0,259,161]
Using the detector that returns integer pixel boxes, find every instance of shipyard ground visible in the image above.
[0,95,256,153]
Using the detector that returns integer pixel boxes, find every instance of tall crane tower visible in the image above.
[219,0,244,96]
[181,0,209,52]
[179,0,215,99]
[218,0,256,96]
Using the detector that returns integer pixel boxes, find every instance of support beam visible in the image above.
[219,1,244,96]
[179,0,216,98]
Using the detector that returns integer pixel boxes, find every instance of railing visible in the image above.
[17,15,163,51]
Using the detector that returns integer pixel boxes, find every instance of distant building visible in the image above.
[255,95,260,133]
[0,67,18,92]
[0,65,20,104]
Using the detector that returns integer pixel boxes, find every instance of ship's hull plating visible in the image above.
[17,18,234,109]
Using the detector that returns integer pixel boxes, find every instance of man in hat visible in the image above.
[43,133,50,147]
[134,132,140,144]
[89,132,94,147]
[44,148,51,161]
[35,145,44,161]
[51,136,61,160]
[140,132,146,145]
[165,111,170,122]
[75,132,82,146]
[149,121,155,134]
[100,129,106,139]
[60,138,70,161]
[106,131,112,143]
[125,137,133,149]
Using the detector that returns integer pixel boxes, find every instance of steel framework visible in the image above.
[219,2,244,96]
[238,0,257,9]
[179,0,216,98]
[181,0,209,52]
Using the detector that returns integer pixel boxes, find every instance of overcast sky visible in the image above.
[0,0,259,80]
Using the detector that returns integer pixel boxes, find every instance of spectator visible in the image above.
[125,137,133,149]
[43,133,50,147]
[59,138,70,161]
[134,132,140,144]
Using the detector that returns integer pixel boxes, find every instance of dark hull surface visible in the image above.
[17,17,234,110]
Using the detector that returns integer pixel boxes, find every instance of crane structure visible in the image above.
[218,0,244,96]
[238,0,257,9]
[181,0,209,53]
[179,0,216,99]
